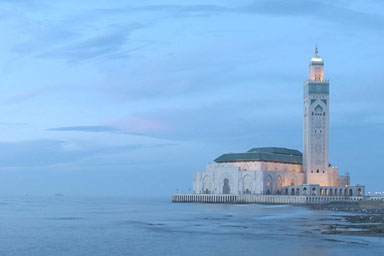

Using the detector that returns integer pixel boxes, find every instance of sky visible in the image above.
[0,0,383,196]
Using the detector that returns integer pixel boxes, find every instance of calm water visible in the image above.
[0,196,383,256]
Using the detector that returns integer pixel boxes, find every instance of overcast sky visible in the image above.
[0,0,383,196]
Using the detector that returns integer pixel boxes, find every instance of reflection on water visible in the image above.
[0,196,382,256]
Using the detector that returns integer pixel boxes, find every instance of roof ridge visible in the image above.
[214,151,303,165]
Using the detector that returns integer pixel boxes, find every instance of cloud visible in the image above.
[91,3,228,18]
[238,0,330,16]
[7,0,383,65]
[98,1,384,31]
[47,122,169,135]
[107,116,169,134]
[38,23,144,62]
[47,125,121,133]
[6,90,44,104]
[98,95,302,147]
[0,138,174,168]
[0,139,86,167]
[237,0,384,31]
[46,123,176,145]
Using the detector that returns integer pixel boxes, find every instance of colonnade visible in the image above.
[172,194,364,205]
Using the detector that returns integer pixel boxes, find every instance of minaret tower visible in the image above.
[303,46,330,186]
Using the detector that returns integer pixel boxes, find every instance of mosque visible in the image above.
[193,48,365,197]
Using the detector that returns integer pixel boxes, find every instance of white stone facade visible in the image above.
[193,159,355,195]
[194,162,304,195]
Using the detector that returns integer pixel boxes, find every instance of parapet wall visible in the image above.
[172,194,364,205]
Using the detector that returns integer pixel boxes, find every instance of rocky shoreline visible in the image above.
[310,200,384,237]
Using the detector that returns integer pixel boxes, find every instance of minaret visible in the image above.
[303,46,330,186]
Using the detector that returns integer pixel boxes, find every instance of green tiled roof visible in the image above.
[247,147,302,156]
[214,147,303,164]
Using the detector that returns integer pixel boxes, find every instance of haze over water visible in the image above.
[0,196,383,256]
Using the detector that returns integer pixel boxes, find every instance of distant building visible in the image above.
[193,47,364,197]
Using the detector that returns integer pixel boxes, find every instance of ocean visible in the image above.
[0,196,383,256]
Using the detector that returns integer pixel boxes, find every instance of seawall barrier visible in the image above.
[172,194,364,205]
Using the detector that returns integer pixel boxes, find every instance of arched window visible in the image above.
[357,188,362,196]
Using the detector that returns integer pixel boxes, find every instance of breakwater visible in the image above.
[172,194,364,205]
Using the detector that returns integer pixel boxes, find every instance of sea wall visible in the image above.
[172,194,364,205]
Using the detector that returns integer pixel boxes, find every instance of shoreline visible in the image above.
[309,200,384,237]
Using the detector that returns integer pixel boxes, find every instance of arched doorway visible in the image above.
[303,187,307,195]
[242,175,252,194]
[202,176,212,194]
[265,175,272,195]
[223,178,231,194]
[275,176,282,195]
[358,188,362,196]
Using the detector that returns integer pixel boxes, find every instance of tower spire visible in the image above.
[315,44,318,56]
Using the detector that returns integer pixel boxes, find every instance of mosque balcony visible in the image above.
[305,79,329,83]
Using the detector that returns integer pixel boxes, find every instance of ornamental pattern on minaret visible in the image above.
[303,46,330,186]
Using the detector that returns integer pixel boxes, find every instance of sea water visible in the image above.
[0,196,383,256]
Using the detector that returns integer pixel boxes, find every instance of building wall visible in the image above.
[194,161,353,195]
[261,170,304,195]
[337,175,350,187]
[194,162,304,195]
[194,164,240,194]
